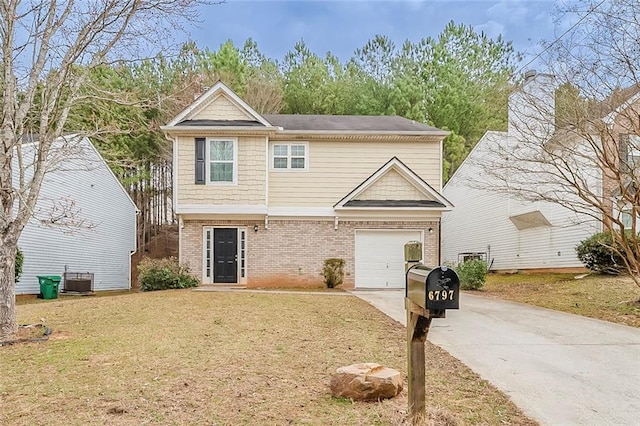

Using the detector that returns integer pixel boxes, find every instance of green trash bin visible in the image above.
[37,276,61,300]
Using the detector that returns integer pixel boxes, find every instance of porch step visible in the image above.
[193,285,246,292]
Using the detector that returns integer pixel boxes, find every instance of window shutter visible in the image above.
[195,137,206,184]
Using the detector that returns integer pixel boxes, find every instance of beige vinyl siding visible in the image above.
[177,135,266,205]
[269,139,441,207]
[191,94,253,121]
[355,169,431,201]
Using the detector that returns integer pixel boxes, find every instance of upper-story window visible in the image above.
[628,135,640,163]
[209,138,237,184]
[272,143,308,171]
[620,134,640,167]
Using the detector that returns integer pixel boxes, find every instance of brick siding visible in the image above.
[181,218,440,289]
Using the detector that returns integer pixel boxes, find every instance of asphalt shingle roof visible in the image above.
[343,200,445,208]
[176,115,443,133]
[264,114,441,132]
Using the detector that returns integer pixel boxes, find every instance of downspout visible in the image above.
[178,215,183,264]
[438,218,442,265]
[130,209,141,290]
[164,131,180,262]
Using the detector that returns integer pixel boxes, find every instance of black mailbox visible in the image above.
[406,264,460,310]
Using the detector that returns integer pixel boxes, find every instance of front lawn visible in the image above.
[1,290,535,425]
[481,273,640,327]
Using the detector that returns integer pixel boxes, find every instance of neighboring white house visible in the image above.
[441,72,601,271]
[15,135,138,294]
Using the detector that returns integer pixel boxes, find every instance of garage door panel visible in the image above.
[355,230,422,288]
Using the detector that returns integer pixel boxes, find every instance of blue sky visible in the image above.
[190,0,561,67]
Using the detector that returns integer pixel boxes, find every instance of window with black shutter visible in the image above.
[195,137,206,184]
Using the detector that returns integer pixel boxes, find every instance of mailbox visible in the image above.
[406,264,460,310]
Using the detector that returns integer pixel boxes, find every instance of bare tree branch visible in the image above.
[0,0,209,337]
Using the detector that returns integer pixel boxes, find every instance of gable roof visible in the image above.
[165,80,272,128]
[445,130,508,186]
[161,81,448,137]
[334,156,453,210]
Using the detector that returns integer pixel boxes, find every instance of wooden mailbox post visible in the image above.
[405,243,459,424]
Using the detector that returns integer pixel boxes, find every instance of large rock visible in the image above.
[330,363,403,401]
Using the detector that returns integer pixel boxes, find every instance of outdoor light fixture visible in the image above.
[428,227,433,233]
[253,224,259,233]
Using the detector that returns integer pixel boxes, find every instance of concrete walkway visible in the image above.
[353,290,640,426]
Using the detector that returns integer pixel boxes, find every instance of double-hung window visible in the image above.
[272,143,308,170]
[209,139,237,184]
[620,133,640,169]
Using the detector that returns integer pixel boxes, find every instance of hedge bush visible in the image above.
[322,258,345,288]
[456,259,487,290]
[15,247,23,282]
[137,257,199,291]
[575,232,625,275]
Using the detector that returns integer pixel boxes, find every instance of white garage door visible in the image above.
[355,230,423,289]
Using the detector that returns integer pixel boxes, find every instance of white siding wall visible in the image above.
[16,137,137,294]
[441,131,600,270]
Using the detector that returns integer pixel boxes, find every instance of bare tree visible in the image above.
[476,0,640,292]
[0,0,208,338]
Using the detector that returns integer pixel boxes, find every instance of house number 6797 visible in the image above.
[428,290,455,301]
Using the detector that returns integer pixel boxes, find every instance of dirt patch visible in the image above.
[0,324,50,346]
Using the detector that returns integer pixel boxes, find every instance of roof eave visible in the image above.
[161,125,280,133]
[275,129,450,137]
[334,206,452,212]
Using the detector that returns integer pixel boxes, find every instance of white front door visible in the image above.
[355,229,423,289]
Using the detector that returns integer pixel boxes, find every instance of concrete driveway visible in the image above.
[353,290,640,426]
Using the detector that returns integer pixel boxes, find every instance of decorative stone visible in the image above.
[330,363,403,401]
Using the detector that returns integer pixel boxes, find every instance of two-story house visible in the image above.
[161,82,453,288]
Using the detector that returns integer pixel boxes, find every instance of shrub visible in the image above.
[456,259,487,290]
[137,257,199,291]
[323,258,345,288]
[575,232,625,275]
[15,247,23,282]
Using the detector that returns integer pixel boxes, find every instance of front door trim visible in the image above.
[202,226,247,285]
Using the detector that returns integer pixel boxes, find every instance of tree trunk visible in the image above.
[0,243,17,339]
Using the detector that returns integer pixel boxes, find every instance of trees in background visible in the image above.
[0,0,206,338]
[279,22,518,180]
